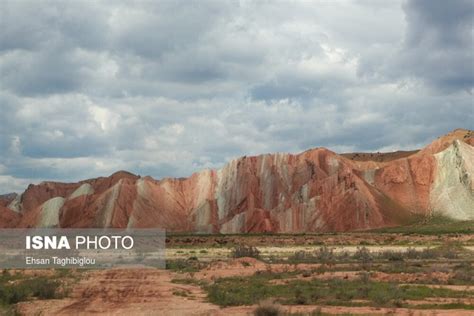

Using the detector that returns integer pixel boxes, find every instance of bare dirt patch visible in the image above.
[16,268,219,316]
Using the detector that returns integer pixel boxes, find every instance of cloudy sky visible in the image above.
[0,0,473,193]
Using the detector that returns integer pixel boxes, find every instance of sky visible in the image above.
[0,0,473,193]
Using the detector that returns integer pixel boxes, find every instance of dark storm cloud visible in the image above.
[404,0,472,47]
[112,1,232,59]
[1,50,86,95]
[0,0,472,193]
[397,0,474,92]
[0,1,108,52]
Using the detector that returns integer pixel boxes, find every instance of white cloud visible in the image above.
[0,175,37,193]
[89,106,120,132]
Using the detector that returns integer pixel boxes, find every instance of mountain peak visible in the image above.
[420,128,473,155]
[2,129,472,232]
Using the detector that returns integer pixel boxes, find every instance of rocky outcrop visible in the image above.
[2,129,473,232]
[430,140,474,220]
[0,205,20,228]
[0,193,18,205]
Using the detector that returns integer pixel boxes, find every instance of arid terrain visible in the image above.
[1,220,473,315]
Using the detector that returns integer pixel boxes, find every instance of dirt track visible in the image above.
[17,268,220,316]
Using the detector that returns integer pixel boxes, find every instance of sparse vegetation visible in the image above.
[0,274,68,307]
[167,235,473,313]
[205,270,474,308]
[369,215,474,235]
[254,300,281,316]
[172,289,190,297]
[231,245,261,259]
[450,261,474,284]
[408,303,474,310]
[285,242,470,266]
[2,228,470,314]
[166,259,207,272]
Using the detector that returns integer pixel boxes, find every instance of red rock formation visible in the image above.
[0,193,17,206]
[3,129,473,232]
[0,205,20,228]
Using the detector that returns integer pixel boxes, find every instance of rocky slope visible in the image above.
[0,129,472,232]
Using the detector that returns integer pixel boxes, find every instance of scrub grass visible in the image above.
[369,215,474,235]
[0,270,69,307]
[205,271,474,308]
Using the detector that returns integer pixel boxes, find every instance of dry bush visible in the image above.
[231,245,261,259]
[254,300,281,316]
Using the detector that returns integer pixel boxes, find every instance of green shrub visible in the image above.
[315,246,334,264]
[29,278,60,299]
[405,247,420,259]
[452,262,473,283]
[353,247,372,261]
[379,251,404,261]
[289,251,310,262]
[287,247,337,264]
[419,248,437,259]
[166,259,205,272]
[0,276,61,305]
[353,247,372,270]
[0,283,28,304]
